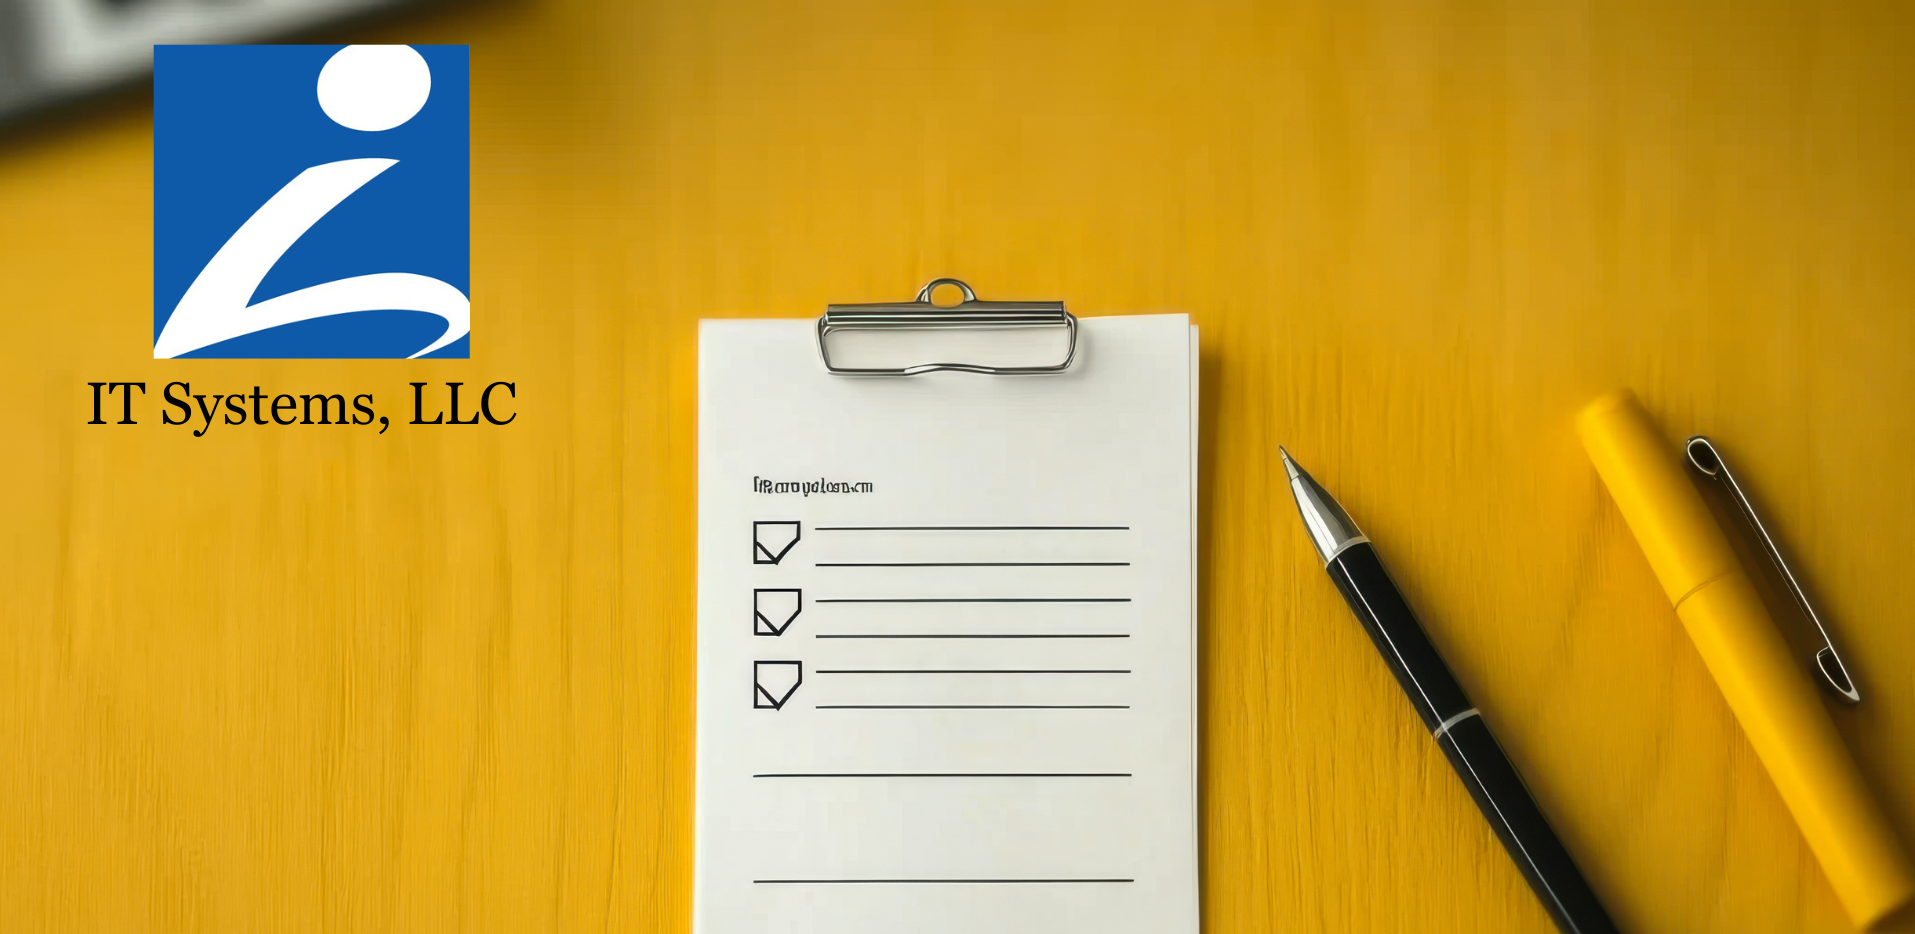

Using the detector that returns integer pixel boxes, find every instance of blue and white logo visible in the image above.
[154,45,469,359]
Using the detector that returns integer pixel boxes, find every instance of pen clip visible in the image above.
[1685,436,1862,704]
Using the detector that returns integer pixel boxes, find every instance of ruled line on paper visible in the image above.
[813,526,1130,532]
[815,704,1132,710]
[752,772,1133,778]
[814,633,1130,640]
[815,669,1131,674]
[752,878,1136,885]
[815,597,1131,603]
[815,561,1131,567]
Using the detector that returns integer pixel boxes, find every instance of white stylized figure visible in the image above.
[153,45,469,359]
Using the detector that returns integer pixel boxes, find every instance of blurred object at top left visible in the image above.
[0,0,442,124]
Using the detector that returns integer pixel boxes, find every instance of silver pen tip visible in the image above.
[1279,447,1367,564]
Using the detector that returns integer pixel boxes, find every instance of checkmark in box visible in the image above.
[752,520,801,565]
[754,589,801,636]
[753,661,802,710]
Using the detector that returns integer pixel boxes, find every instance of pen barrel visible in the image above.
[1328,543,1617,934]
[1438,716,1620,934]
[1327,543,1473,730]
[1578,389,1915,929]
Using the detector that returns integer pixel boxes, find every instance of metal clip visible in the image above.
[1685,436,1862,704]
[817,278,1077,376]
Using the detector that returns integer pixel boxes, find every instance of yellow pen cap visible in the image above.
[1578,388,1915,930]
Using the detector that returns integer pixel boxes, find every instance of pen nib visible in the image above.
[1280,447,1366,564]
[1278,446,1301,482]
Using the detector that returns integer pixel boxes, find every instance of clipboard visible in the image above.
[694,280,1198,934]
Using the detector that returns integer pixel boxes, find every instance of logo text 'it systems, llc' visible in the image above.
[154,45,469,359]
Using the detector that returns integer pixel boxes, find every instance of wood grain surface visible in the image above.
[3,0,1913,931]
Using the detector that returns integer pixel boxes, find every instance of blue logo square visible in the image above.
[154,45,470,359]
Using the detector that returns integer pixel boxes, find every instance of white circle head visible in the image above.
[317,45,432,132]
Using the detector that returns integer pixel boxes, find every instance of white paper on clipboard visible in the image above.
[696,311,1198,934]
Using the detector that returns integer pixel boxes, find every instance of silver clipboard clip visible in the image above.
[817,278,1077,376]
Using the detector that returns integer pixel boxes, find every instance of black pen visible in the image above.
[1281,448,1619,934]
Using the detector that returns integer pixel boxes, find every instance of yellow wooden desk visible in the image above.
[4,1,1913,931]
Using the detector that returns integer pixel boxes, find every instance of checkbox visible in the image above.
[754,589,802,636]
[752,520,801,565]
[753,661,802,710]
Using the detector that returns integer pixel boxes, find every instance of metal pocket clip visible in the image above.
[1685,436,1862,704]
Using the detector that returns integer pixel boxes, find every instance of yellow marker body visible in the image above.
[1578,389,1915,930]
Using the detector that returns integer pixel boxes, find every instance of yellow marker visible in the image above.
[1578,388,1915,930]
